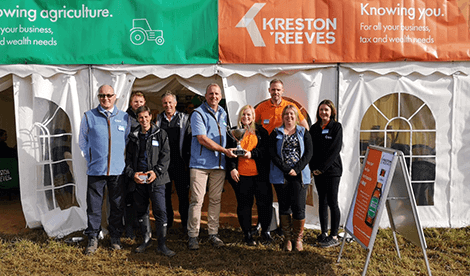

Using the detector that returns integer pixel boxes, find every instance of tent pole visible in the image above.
[88,66,93,110]
[336,63,340,118]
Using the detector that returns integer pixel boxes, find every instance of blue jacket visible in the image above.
[79,105,129,176]
[268,125,313,185]
[189,102,228,170]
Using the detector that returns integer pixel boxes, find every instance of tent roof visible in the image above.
[341,62,470,76]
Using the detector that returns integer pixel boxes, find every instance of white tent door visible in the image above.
[339,67,453,228]
[14,72,89,238]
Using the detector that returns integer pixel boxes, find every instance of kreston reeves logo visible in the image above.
[235,3,336,47]
[236,3,266,47]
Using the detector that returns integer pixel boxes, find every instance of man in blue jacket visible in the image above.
[79,84,130,255]
[187,83,236,250]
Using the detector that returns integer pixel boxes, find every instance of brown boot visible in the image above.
[292,219,305,252]
[280,215,292,252]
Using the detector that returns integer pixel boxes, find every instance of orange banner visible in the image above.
[219,0,470,63]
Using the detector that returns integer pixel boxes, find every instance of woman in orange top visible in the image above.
[226,105,272,246]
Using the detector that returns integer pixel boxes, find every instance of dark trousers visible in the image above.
[314,175,341,236]
[273,176,308,220]
[134,183,167,226]
[85,175,125,238]
[166,164,190,229]
[230,176,273,233]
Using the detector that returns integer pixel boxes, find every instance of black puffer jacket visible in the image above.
[125,123,170,191]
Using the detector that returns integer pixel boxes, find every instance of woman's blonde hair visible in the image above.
[237,105,256,132]
[282,104,300,126]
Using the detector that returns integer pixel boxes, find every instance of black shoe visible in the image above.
[320,236,340,248]
[84,237,98,255]
[260,231,273,244]
[208,234,224,247]
[244,232,257,246]
[110,237,122,250]
[316,233,328,244]
[188,237,199,250]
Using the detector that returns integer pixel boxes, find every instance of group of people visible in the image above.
[227,79,343,251]
[78,79,343,256]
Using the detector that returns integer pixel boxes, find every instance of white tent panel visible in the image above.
[0,65,89,79]
[450,73,470,227]
[340,61,470,77]
[218,64,337,126]
[13,67,90,238]
[91,65,222,112]
[339,62,469,228]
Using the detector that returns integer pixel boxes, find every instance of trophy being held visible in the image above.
[227,126,247,156]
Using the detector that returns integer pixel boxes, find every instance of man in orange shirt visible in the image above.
[255,79,309,134]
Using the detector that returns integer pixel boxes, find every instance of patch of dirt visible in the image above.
[0,181,247,236]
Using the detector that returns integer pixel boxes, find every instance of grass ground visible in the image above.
[0,225,469,276]
[1,188,469,275]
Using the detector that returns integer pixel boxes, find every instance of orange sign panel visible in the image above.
[219,0,470,63]
[346,148,394,248]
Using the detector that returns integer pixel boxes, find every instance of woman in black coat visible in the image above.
[309,99,343,248]
[226,105,273,246]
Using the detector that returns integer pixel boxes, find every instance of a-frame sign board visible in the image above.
[337,146,432,276]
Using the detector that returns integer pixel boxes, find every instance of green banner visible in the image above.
[0,0,218,64]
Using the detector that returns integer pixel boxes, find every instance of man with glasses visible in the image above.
[79,84,130,255]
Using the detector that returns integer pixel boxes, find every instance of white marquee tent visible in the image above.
[1,62,469,237]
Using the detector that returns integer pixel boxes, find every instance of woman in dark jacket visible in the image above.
[309,99,343,248]
[227,105,273,246]
[269,105,313,252]
[125,105,175,257]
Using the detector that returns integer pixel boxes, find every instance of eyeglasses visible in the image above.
[98,94,115,99]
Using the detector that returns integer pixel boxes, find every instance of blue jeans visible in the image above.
[85,175,125,238]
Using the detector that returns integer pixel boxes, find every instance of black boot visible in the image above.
[156,224,176,257]
[135,215,152,253]
[244,231,256,246]
[261,231,273,244]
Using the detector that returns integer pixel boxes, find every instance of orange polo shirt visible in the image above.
[238,131,258,176]
[255,98,305,134]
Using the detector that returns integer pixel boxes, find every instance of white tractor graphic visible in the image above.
[130,18,164,46]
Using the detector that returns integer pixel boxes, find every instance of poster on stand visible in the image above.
[344,146,395,249]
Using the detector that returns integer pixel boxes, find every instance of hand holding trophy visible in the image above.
[227,126,247,156]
